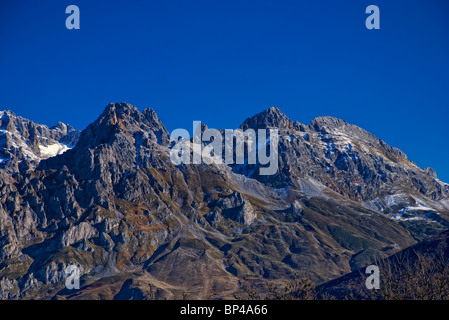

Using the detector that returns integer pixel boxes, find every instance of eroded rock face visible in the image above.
[242,109,448,204]
[0,277,19,299]
[215,192,257,225]
[0,110,80,173]
[60,222,97,248]
[0,103,448,300]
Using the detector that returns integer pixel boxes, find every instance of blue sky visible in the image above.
[1,0,448,182]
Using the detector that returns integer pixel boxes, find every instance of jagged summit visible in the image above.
[101,102,139,118]
[0,109,80,172]
[0,110,16,119]
[100,102,165,132]
[310,116,349,130]
[309,115,388,150]
[74,103,169,150]
[240,106,294,130]
[97,102,142,127]
[265,106,284,115]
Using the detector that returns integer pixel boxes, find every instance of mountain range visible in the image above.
[0,102,448,299]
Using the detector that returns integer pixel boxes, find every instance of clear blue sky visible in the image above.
[1,0,448,182]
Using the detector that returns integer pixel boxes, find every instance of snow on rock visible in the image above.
[0,109,80,170]
[39,143,70,159]
[385,193,411,208]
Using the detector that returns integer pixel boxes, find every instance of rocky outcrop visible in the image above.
[211,191,257,226]
[60,222,97,248]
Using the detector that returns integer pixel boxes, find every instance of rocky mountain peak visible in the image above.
[308,115,387,149]
[0,110,19,132]
[98,102,140,127]
[51,122,72,133]
[240,106,294,130]
[74,103,169,150]
[310,116,349,130]
[0,110,80,172]
[0,110,16,119]
[100,103,167,136]
[265,106,284,115]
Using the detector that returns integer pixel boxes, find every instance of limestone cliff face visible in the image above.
[0,110,80,173]
[0,103,448,299]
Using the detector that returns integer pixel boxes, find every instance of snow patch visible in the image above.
[39,143,70,159]
[405,203,434,212]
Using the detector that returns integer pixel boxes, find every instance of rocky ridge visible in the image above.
[0,110,80,173]
[0,102,448,299]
